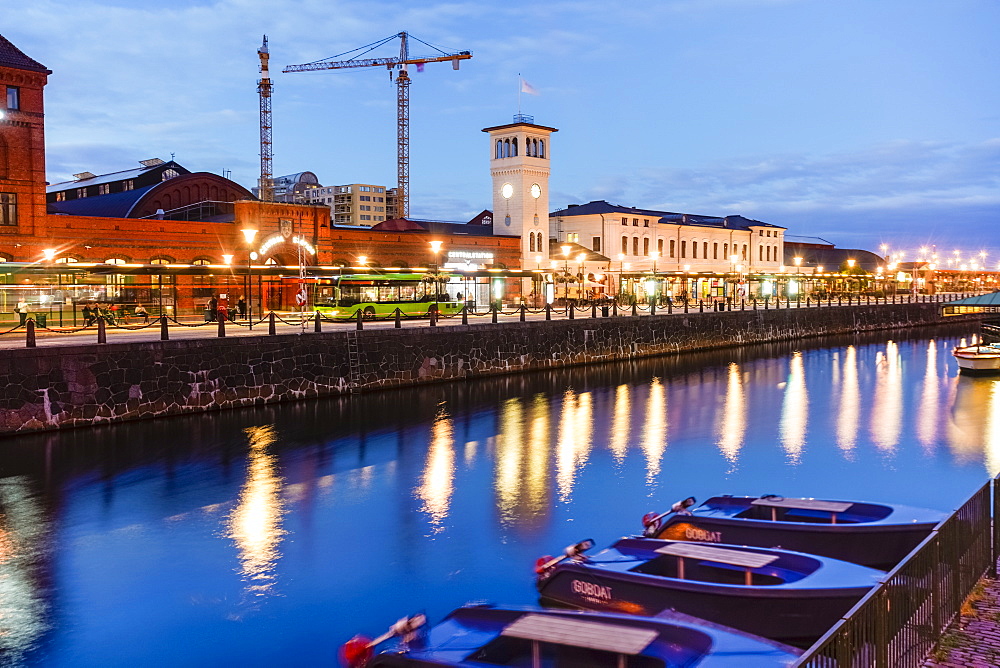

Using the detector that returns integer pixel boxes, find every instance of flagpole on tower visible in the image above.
[517,73,522,117]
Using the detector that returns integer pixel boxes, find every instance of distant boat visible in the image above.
[535,537,882,643]
[953,343,1000,375]
[339,603,802,667]
[639,494,943,568]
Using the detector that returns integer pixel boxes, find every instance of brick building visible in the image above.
[0,33,520,315]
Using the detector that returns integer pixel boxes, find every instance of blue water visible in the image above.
[3,324,996,666]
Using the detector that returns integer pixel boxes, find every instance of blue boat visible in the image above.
[640,494,943,568]
[535,537,882,643]
[340,603,802,667]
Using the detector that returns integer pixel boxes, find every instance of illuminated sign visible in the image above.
[258,233,316,257]
[447,250,494,261]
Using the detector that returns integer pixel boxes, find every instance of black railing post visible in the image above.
[356,309,364,330]
[545,303,551,321]
[97,317,107,344]
[651,300,656,316]
[521,304,527,322]
[698,299,704,313]
[492,304,498,324]
[613,301,618,317]
[217,313,226,337]
[315,311,322,333]
[838,295,843,306]
[568,303,575,320]
[430,305,437,327]
[269,312,276,335]
[160,315,169,341]
[667,299,672,314]
[462,305,468,326]
[395,308,402,329]
[25,318,35,348]
[764,297,769,310]
[632,302,638,317]
[806,297,811,308]
[683,300,689,314]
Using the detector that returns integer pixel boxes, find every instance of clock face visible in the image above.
[530,184,541,199]
[501,183,514,199]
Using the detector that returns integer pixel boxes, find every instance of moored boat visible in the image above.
[340,603,802,667]
[535,537,882,643]
[640,494,943,568]
[953,343,1000,375]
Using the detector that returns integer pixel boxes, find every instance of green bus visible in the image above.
[314,273,465,320]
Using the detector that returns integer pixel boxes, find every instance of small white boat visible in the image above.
[953,343,1000,375]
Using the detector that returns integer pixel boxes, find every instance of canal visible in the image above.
[2,323,997,666]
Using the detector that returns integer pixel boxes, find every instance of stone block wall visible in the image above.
[0,304,979,435]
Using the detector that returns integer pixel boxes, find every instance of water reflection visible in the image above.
[779,352,808,464]
[416,407,456,531]
[870,342,903,453]
[641,378,667,486]
[949,376,1000,476]
[917,340,940,449]
[495,395,552,530]
[0,477,49,661]
[226,425,286,598]
[609,384,631,465]
[716,363,746,471]
[836,346,860,454]
[556,390,593,502]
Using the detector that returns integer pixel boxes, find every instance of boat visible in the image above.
[534,537,882,643]
[639,494,943,568]
[339,603,802,667]
[953,342,1000,374]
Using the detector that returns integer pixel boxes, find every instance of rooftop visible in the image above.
[0,34,50,74]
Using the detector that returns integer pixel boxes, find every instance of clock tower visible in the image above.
[483,116,557,267]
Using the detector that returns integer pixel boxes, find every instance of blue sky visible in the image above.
[8,0,1000,259]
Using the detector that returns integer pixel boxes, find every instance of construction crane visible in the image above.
[257,35,273,202]
[284,32,471,219]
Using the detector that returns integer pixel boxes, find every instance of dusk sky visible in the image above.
[9,0,1000,259]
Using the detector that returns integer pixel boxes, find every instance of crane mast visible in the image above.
[284,32,471,219]
[257,35,274,202]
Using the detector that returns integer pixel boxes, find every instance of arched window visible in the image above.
[539,140,545,158]
[669,239,676,258]
[723,243,728,259]
[192,258,211,265]
[150,257,173,265]
[681,240,687,258]
[692,242,698,259]
[621,236,628,254]
[529,233,535,253]
[496,140,502,159]
[742,244,747,260]
[703,242,708,259]
[511,137,518,156]
[503,139,510,157]
[264,258,277,266]
[632,237,639,256]
[760,245,765,262]
[643,238,650,256]
[658,239,664,255]
[105,258,127,265]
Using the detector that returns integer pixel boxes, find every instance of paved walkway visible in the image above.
[924,572,1000,667]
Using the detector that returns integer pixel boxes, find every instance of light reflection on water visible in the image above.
[4,324,1000,666]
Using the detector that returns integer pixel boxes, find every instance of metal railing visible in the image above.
[794,477,996,667]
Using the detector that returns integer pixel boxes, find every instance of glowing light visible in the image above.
[608,384,631,464]
[716,363,746,469]
[917,340,940,450]
[555,390,593,502]
[779,352,808,464]
[836,346,859,454]
[226,425,286,598]
[869,341,902,453]
[415,408,455,531]
[641,378,667,486]
[241,228,258,244]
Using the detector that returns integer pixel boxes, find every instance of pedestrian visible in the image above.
[82,303,93,326]
[134,303,149,324]
[208,296,218,322]
[237,296,247,320]
[14,299,28,326]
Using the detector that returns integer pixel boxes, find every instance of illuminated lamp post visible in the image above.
[42,248,56,325]
[617,253,626,298]
[650,251,659,305]
[846,258,856,297]
[577,252,588,302]
[241,228,258,327]
[560,245,571,303]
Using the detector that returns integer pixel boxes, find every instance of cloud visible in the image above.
[577,139,1000,250]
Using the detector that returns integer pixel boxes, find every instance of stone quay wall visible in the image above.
[0,304,980,435]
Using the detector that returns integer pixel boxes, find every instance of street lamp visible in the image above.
[429,240,443,273]
[846,258,856,296]
[650,251,659,305]
[793,256,802,302]
[560,245,571,302]
[241,228,258,328]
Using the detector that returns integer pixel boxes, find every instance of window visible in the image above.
[376,187,384,193]
[539,140,545,158]
[55,191,66,202]
[692,242,697,259]
[0,193,16,226]
[759,230,764,236]
[5,86,19,110]
[161,168,180,181]
[723,243,728,258]
[105,258,127,265]
[592,237,601,252]
[703,242,708,258]
[76,188,88,198]
[192,258,210,265]
[98,184,110,195]
[360,215,372,220]
[360,195,371,201]
[567,233,579,243]
[713,243,718,259]
[643,238,649,256]
[632,237,639,255]
[658,239,664,255]
[760,245,764,261]
[681,240,687,258]
[632,218,638,226]
[123,179,134,191]
[150,257,171,265]
[621,217,627,225]
[742,244,748,260]
[529,233,536,253]
[643,219,649,227]
[621,236,628,254]
[669,239,676,258]
[360,186,371,192]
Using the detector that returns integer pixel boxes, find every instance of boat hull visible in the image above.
[954,346,1000,375]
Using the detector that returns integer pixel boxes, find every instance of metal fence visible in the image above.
[794,478,996,667]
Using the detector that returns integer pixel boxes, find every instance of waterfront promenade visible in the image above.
[924,572,1000,668]
[0,292,973,350]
